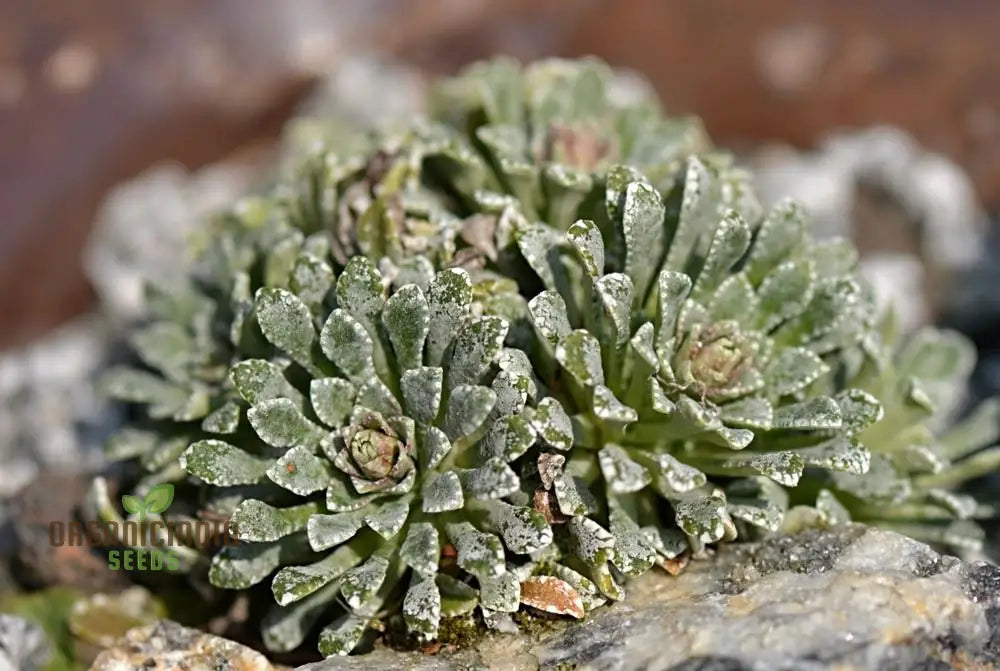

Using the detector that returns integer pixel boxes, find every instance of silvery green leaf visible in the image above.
[355,378,402,417]
[401,522,439,577]
[726,478,787,531]
[105,428,158,460]
[169,387,212,422]
[444,384,497,441]
[629,322,659,373]
[403,573,441,638]
[230,500,320,542]
[264,232,303,288]
[566,219,605,276]
[401,367,443,424]
[270,546,360,605]
[447,316,509,389]
[648,452,706,493]
[357,197,403,261]
[336,255,385,335]
[593,385,638,424]
[835,389,884,435]
[622,181,666,301]
[255,287,317,372]
[554,473,598,516]
[531,397,574,450]
[446,521,505,578]
[310,377,355,428]
[557,329,605,387]
[516,222,563,290]
[528,290,571,346]
[325,473,375,513]
[599,444,650,494]
[834,454,911,502]
[419,426,451,470]
[719,397,773,430]
[708,273,758,326]
[201,401,240,434]
[649,378,677,415]
[810,237,858,278]
[317,614,368,657]
[422,471,464,513]
[674,494,730,543]
[744,198,807,284]
[720,451,803,486]
[341,555,390,610]
[665,157,714,273]
[262,582,337,653]
[480,572,520,612]
[940,398,1000,459]
[230,359,303,406]
[657,271,692,345]
[608,505,656,576]
[643,526,689,560]
[130,322,197,381]
[480,414,536,461]
[425,268,472,366]
[438,572,478,615]
[594,273,633,347]
[290,253,334,310]
[756,259,815,332]
[319,309,375,385]
[100,367,187,408]
[307,511,363,551]
[140,436,188,472]
[815,488,851,525]
[766,347,830,397]
[926,489,978,519]
[248,398,324,448]
[364,499,410,539]
[459,457,520,499]
[567,516,615,565]
[894,444,947,474]
[478,500,552,554]
[676,395,723,430]
[210,533,309,590]
[180,440,270,486]
[490,370,530,418]
[772,396,842,430]
[691,210,751,298]
[383,284,430,371]
[393,255,436,292]
[267,445,332,495]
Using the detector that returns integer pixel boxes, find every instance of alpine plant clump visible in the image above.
[97,57,1000,656]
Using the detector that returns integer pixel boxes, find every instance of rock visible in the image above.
[0,316,119,500]
[298,525,1000,671]
[89,619,277,671]
[0,614,51,671]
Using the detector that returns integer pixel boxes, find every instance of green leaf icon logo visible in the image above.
[144,483,174,515]
[121,483,174,521]
[121,495,143,516]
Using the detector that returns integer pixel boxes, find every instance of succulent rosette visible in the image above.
[94,56,999,658]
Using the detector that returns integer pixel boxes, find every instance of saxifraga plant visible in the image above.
[96,57,1000,656]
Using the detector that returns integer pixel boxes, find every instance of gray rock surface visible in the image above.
[0,316,118,502]
[89,619,277,671]
[0,614,51,671]
[298,525,1000,671]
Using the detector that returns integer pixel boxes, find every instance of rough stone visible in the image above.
[297,525,1000,671]
[89,619,277,671]
[0,614,51,671]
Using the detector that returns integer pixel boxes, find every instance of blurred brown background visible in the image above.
[3,0,999,349]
